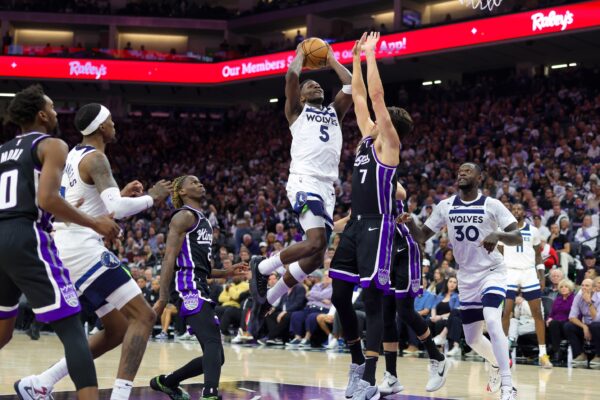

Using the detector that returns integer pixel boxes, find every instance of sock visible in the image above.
[266,277,291,305]
[163,357,204,387]
[349,340,365,366]
[38,358,69,388]
[384,351,397,377]
[110,379,133,400]
[501,371,512,388]
[539,344,547,357]
[363,356,378,386]
[258,253,282,275]
[422,336,445,362]
[483,307,511,388]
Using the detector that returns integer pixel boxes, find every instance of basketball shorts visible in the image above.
[506,268,541,301]
[458,265,507,324]
[0,218,81,323]
[54,228,141,318]
[174,268,214,318]
[329,214,395,292]
[286,173,335,231]
[388,227,423,299]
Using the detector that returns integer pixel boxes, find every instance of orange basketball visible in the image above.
[301,38,329,70]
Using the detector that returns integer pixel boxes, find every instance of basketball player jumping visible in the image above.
[249,39,353,329]
[328,32,413,400]
[500,203,553,368]
[151,175,247,400]
[1,86,120,400]
[400,163,522,400]
[17,103,172,400]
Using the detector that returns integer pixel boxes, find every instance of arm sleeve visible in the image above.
[100,187,153,219]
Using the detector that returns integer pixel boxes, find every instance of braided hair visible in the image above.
[171,175,189,209]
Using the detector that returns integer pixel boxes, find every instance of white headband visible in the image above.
[81,105,110,136]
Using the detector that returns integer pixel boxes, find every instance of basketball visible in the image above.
[301,38,329,69]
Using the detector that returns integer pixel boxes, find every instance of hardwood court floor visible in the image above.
[1,333,598,399]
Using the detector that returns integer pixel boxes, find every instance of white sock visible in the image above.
[539,344,547,357]
[37,358,68,388]
[258,253,283,275]
[463,320,498,365]
[483,307,511,388]
[267,277,291,305]
[110,379,133,400]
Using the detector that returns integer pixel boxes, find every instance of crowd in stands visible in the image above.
[3,65,599,367]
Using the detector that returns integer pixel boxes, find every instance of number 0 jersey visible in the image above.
[425,194,516,272]
[0,132,53,231]
[289,103,342,183]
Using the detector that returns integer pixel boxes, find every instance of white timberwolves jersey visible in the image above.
[289,103,342,182]
[54,145,108,236]
[502,224,541,270]
[425,194,517,272]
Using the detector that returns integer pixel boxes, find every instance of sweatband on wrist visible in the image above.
[342,84,352,94]
[536,263,546,271]
[100,187,153,219]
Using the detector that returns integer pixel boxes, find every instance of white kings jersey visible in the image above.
[502,224,541,270]
[54,145,108,236]
[289,103,342,182]
[425,194,517,273]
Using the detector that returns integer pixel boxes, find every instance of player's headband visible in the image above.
[81,105,110,136]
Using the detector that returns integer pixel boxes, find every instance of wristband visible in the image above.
[536,263,546,271]
[342,84,352,94]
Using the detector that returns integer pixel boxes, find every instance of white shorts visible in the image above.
[506,268,541,301]
[458,267,507,324]
[54,228,141,317]
[286,173,336,231]
[54,229,118,293]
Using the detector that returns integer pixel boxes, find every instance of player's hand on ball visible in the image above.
[362,32,380,52]
[480,232,500,253]
[352,32,368,57]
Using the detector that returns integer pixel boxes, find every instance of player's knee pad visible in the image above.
[289,262,308,284]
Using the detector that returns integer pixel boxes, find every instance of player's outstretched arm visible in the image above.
[398,213,436,244]
[285,44,305,125]
[154,210,195,316]
[83,152,171,218]
[352,33,374,137]
[36,138,120,239]
[481,222,523,253]
[211,262,249,279]
[327,45,353,121]
[365,32,400,160]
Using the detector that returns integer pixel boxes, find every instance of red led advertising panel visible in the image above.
[1,1,599,84]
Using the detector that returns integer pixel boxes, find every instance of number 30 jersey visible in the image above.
[289,103,342,183]
[425,194,516,271]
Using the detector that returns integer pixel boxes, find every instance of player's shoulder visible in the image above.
[485,197,509,212]
[437,197,454,210]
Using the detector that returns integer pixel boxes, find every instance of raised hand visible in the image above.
[148,179,173,204]
[121,180,144,197]
[362,32,380,52]
[352,32,368,57]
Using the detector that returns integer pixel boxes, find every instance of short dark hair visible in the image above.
[387,107,413,136]
[74,103,103,133]
[299,79,315,91]
[5,84,47,127]
[462,162,482,175]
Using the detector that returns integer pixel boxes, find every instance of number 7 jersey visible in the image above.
[289,103,342,182]
[425,194,517,271]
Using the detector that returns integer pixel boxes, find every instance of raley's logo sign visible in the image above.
[69,61,107,79]
[1,0,599,84]
[531,10,574,32]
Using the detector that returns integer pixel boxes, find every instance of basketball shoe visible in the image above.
[14,376,53,400]
[150,375,190,400]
